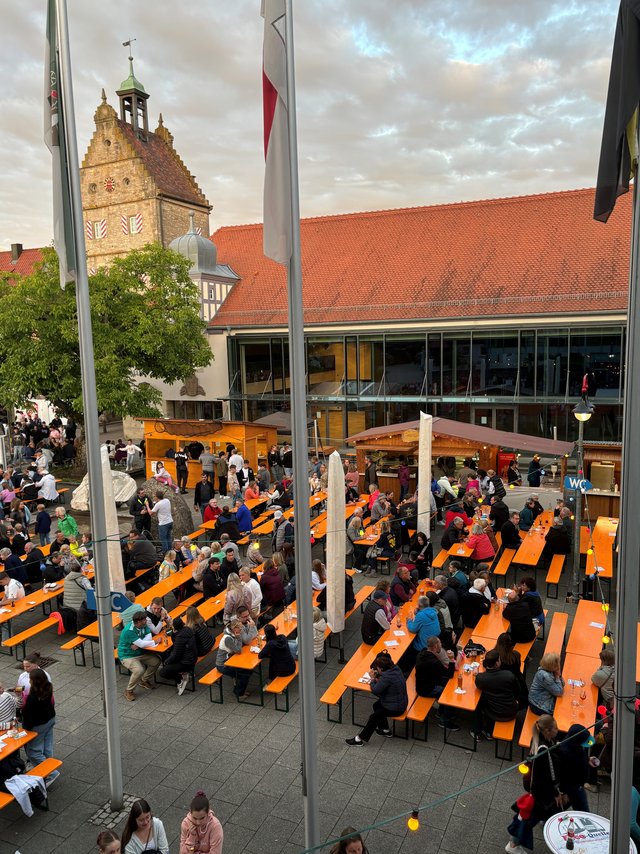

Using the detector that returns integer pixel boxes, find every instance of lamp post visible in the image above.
[569,399,594,603]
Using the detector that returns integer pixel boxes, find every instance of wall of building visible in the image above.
[159,200,210,249]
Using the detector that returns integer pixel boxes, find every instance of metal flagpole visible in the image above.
[610,164,640,853]
[56,0,123,811]
[283,1,319,846]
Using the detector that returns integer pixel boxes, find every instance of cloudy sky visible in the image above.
[0,0,620,250]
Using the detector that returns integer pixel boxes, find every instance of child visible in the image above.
[34,503,52,546]
[179,790,223,854]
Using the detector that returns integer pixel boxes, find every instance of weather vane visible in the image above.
[122,38,136,61]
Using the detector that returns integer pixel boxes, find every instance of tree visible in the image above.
[0,244,212,424]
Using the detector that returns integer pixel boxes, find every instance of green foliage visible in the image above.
[0,244,212,422]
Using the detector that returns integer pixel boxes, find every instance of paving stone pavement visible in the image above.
[0,505,614,854]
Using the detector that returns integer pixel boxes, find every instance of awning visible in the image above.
[346,416,575,458]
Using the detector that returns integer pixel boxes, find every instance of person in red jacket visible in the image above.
[466,522,496,563]
[202,498,222,525]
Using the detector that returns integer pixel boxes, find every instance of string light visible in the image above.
[598,704,608,716]
[407,811,420,831]
[602,604,609,613]
[582,736,595,748]
[518,763,529,775]
[602,635,611,645]
[509,484,515,489]
[587,548,593,555]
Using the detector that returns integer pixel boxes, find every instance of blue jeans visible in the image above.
[217,664,250,697]
[26,717,55,765]
[39,532,51,546]
[158,523,173,553]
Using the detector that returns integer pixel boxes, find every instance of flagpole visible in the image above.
[55,0,123,811]
[283,0,319,846]
[610,171,640,853]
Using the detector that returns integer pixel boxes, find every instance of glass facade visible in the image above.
[228,326,625,445]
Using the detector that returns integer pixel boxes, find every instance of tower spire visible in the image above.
[116,38,149,135]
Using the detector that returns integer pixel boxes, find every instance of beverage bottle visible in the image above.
[565,817,575,850]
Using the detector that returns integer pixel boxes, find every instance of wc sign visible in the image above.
[564,475,593,492]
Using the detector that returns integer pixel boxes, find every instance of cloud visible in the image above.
[0,0,620,250]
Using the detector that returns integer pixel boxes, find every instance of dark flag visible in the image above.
[45,0,76,288]
[594,0,640,223]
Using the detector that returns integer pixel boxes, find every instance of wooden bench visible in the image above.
[432,549,449,569]
[407,695,436,741]
[492,718,517,760]
[56,488,70,504]
[376,556,393,575]
[545,554,566,599]
[543,611,568,654]
[1,616,59,659]
[61,635,87,666]
[186,529,205,542]
[324,585,374,661]
[389,670,417,739]
[518,708,540,754]
[264,663,298,712]
[320,644,373,724]
[198,666,224,703]
[0,757,63,811]
[493,548,517,578]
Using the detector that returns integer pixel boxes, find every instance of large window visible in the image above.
[359,337,384,396]
[442,333,472,395]
[536,330,568,397]
[384,336,425,395]
[568,328,622,398]
[241,341,271,394]
[471,332,518,396]
[307,339,344,395]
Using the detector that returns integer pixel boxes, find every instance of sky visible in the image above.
[0,0,620,250]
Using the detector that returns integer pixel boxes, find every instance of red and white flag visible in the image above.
[262,0,292,265]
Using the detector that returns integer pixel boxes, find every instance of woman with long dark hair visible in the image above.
[121,799,169,854]
[21,668,58,782]
[329,826,370,854]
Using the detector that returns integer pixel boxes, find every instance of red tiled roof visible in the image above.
[117,120,208,207]
[0,247,43,279]
[208,188,632,328]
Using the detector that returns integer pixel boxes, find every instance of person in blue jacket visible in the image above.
[235,500,253,534]
[398,595,442,673]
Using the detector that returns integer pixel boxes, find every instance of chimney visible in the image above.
[10,244,23,263]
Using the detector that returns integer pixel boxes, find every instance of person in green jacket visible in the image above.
[55,506,79,539]
[118,611,161,701]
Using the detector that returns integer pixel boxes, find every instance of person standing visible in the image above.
[346,652,408,745]
[55,506,79,539]
[397,459,411,502]
[34,503,52,546]
[527,455,543,488]
[194,475,215,522]
[174,446,189,494]
[179,791,223,854]
[215,451,228,496]
[281,444,293,478]
[268,444,282,483]
[21,668,59,783]
[124,439,142,473]
[199,445,216,484]
[150,490,173,554]
[363,455,378,491]
[128,489,151,535]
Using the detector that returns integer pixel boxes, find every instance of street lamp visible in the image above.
[569,398,594,602]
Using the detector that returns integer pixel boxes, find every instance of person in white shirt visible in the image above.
[0,572,25,639]
[437,475,457,503]
[16,653,51,697]
[0,681,18,728]
[239,567,262,620]
[228,447,244,472]
[124,440,142,472]
[35,472,58,503]
[150,490,173,553]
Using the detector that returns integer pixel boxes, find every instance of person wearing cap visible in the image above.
[527,455,542,488]
[361,591,391,645]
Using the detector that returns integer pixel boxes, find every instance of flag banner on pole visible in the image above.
[326,450,346,633]
[594,0,640,223]
[417,412,433,538]
[262,0,293,265]
[45,0,76,288]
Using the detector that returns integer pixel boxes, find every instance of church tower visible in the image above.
[80,55,211,271]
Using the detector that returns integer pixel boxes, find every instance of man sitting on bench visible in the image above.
[0,572,25,638]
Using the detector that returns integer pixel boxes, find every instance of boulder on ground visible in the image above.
[71,469,138,512]
[136,477,194,541]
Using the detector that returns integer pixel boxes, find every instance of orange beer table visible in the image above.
[565,599,609,658]
[553,652,599,732]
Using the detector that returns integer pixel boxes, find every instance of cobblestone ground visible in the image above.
[0,493,612,854]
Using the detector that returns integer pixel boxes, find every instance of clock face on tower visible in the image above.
[104,176,116,192]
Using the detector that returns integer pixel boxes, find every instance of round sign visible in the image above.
[543,812,637,854]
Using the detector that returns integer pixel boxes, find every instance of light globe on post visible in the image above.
[569,398,594,604]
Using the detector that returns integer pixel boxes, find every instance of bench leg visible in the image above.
[273,687,290,713]
[546,582,558,600]
[351,688,368,728]
[208,679,224,704]
[392,718,409,739]
[495,739,513,761]
[411,718,429,742]
[443,724,477,752]
[73,643,87,667]
[326,697,342,724]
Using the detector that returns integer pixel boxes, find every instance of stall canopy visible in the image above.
[346,416,574,474]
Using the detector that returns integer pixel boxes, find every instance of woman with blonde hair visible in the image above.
[158,550,177,581]
[192,546,211,592]
[528,652,565,715]
[239,566,262,621]
[311,559,327,591]
[271,550,290,586]
[223,572,251,623]
[246,539,264,568]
